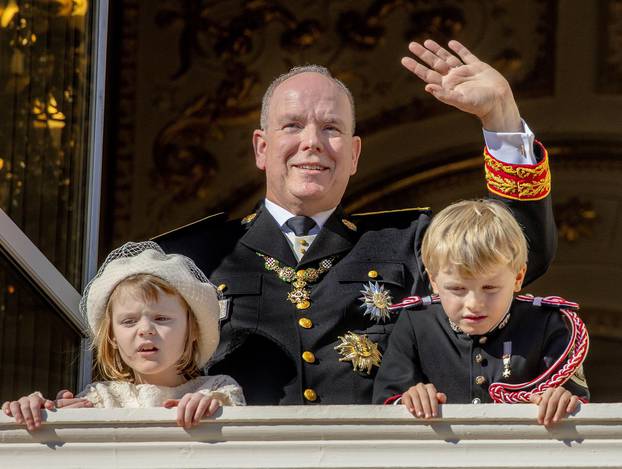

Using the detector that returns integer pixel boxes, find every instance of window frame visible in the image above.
[0,0,109,390]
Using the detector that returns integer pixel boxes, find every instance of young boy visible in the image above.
[372,199,589,426]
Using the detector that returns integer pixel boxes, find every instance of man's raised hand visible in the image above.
[402,39,522,132]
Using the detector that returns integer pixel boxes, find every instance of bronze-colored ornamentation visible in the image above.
[335,332,382,375]
[554,198,598,242]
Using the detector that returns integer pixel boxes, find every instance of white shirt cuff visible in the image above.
[483,119,537,165]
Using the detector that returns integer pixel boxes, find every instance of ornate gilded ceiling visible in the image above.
[107,0,560,242]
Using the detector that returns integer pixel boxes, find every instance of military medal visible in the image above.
[335,332,382,375]
[502,341,512,379]
[257,254,335,309]
[359,281,393,322]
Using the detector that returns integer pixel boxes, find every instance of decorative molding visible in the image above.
[2,405,622,468]
[554,197,598,243]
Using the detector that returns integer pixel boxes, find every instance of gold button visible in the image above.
[301,248,307,254]
[298,317,313,329]
[296,300,310,310]
[367,270,378,279]
[296,269,306,278]
[300,239,308,246]
[475,376,487,385]
[479,336,488,345]
[304,388,317,402]
[302,351,316,363]
[217,283,227,292]
[475,353,483,363]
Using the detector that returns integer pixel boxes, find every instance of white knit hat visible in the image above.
[79,241,219,368]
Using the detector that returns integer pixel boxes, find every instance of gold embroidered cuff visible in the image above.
[484,141,551,201]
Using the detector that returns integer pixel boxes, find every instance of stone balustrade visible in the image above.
[1,404,621,468]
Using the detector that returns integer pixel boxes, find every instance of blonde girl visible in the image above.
[2,242,245,429]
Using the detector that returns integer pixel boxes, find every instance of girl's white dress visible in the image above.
[77,375,245,407]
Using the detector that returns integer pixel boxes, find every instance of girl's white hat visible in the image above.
[79,241,219,368]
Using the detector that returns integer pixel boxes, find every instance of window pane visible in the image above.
[0,1,93,289]
[0,246,80,402]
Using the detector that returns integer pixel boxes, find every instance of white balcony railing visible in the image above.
[1,404,621,468]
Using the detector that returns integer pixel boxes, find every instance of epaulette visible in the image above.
[388,294,440,311]
[515,294,579,310]
[349,207,432,230]
[151,212,229,243]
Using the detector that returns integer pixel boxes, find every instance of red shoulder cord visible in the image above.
[488,295,590,403]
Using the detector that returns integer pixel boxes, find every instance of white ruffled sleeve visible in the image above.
[195,375,246,406]
[76,383,106,408]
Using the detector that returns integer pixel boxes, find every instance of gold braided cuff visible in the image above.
[484,141,550,201]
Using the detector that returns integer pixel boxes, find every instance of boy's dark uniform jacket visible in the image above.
[153,146,556,405]
[372,299,590,404]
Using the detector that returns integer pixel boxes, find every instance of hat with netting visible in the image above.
[80,241,220,368]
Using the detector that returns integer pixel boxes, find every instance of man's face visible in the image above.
[429,263,526,336]
[253,72,361,215]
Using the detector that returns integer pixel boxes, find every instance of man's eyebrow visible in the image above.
[277,113,303,122]
[322,116,347,127]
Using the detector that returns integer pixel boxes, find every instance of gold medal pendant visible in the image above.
[257,254,335,309]
[335,332,382,375]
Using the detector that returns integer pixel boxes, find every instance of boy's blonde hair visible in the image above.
[422,199,528,277]
[93,274,201,382]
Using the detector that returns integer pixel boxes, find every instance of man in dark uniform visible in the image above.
[154,40,557,405]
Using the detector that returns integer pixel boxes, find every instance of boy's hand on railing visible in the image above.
[2,392,54,431]
[402,383,447,419]
[163,393,221,428]
[529,387,580,426]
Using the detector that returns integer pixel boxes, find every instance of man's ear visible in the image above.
[514,264,527,292]
[350,135,362,175]
[253,129,267,171]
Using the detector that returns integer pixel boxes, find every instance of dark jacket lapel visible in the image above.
[299,207,357,267]
[239,207,298,266]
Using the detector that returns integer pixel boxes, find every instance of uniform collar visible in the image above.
[264,198,336,235]
[448,302,513,342]
[239,206,298,266]
[242,202,357,268]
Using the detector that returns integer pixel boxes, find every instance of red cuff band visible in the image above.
[484,140,551,201]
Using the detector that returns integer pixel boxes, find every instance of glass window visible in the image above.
[0,0,93,290]
[0,246,80,401]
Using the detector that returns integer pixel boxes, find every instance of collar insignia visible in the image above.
[241,213,257,225]
[342,219,357,231]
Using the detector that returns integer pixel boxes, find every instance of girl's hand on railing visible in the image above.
[163,392,221,428]
[2,392,54,431]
